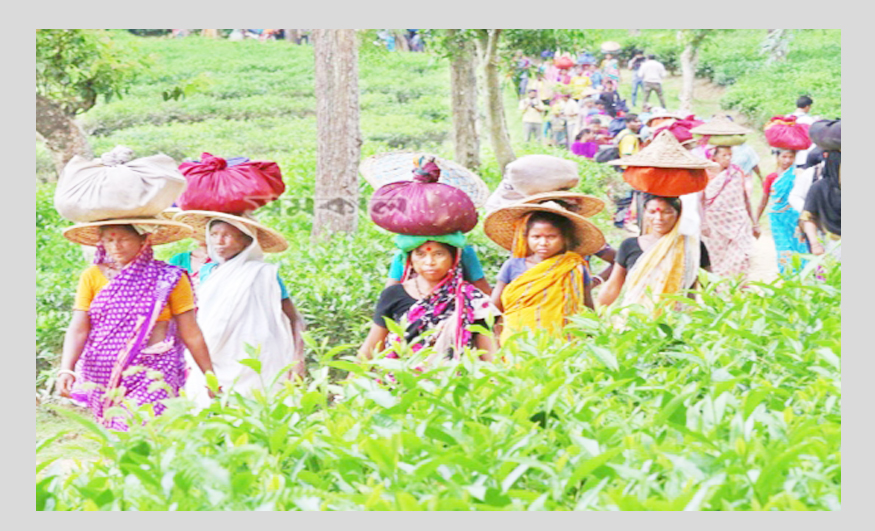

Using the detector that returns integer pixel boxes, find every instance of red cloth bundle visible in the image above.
[623,167,709,196]
[764,115,812,150]
[177,153,285,213]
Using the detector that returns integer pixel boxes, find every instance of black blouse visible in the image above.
[616,237,711,272]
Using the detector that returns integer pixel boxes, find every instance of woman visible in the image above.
[755,149,810,274]
[485,199,604,344]
[359,233,498,364]
[597,195,711,312]
[597,79,622,117]
[174,211,306,406]
[57,220,216,430]
[800,150,841,260]
[601,53,620,85]
[701,146,758,278]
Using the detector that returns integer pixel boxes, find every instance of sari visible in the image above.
[386,250,496,366]
[622,221,701,313]
[184,219,303,408]
[500,252,587,344]
[701,164,754,277]
[70,240,188,431]
[767,167,810,274]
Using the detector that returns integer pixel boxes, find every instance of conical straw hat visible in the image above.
[484,201,606,257]
[608,130,719,170]
[173,210,288,253]
[517,191,605,218]
[689,114,752,136]
[63,217,193,247]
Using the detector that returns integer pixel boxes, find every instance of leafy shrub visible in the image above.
[37,263,841,511]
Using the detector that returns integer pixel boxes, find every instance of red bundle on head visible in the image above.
[369,156,478,235]
[177,153,286,213]
[764,115,812,151]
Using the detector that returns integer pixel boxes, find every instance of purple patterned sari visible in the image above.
[70,240,188,431]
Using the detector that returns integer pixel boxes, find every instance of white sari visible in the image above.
[184,219,302,408]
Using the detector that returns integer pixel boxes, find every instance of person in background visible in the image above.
[571,128,599,159]
[520,89,547,143]
[598,79,622,118]
[754,149,809,274]
[628,52,647,107]
[800,150,841,260]
[601,53,620,85]
[570,66,592,102]
[791,95,817,168]
[549,94,572,148]
[615,114,643,158]
[638,54,668,109]
[731,142,764,197]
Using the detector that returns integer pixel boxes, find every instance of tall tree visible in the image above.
[474,29,515,175]
[36,30,145,179]
[446,29,480,170]
[762,29,794,64]
[677,30,715,115]
[312,29,362,240]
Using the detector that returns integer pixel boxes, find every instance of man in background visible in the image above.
[638,54,667,109]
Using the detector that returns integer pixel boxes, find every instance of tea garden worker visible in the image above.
[57,218,217,431]
[173,211,306,408]
[597,195,711,313]
[485,197,606,345]
[755,149,810,275]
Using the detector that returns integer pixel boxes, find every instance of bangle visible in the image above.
[58,369,78,380]
[592,276,604,286]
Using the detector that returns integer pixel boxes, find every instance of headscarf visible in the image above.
[802,151,841,236]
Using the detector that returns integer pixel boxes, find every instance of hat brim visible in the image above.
[484,204,606,257]
[63,218,193,247]
[517,191,605,218]
[173,210,289,253]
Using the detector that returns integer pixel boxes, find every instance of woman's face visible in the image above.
[713,147,732,170]
[210,222,253,261]
[777,150,796,171]
[644,199,680,236]
[411,242,455,282]
[100,226,145,266]
[527,221,566,260]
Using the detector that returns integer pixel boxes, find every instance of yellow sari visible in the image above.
[500,252,586,344]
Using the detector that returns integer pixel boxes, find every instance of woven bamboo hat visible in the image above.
[608,130,720,170]
[63,217,193,247]
[173,210,288,253]
[517,191,605,218]
[484,201,606,257]
[359,151,490,208]
[689,114,752,136]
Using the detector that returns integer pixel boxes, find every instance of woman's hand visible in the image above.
[810,241,825,256]
[56,373,76,398]
[753,224,762,239]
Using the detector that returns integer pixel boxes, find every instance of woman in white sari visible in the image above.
[174,211,305,407]
[597,195,711,314]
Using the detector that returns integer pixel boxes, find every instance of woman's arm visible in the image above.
[358,323,389,360]
[801,219,824,255]
[596,263,628,308]
[490,280,508,313]
[281,298,307,379]
[175,310,215,376]
[474,333,496,362]
[755,189,769,224]
[472,278,492,295]
[57,311,91,397]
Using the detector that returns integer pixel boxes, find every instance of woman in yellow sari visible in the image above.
[484,199,605,344]
[597,194,711,313]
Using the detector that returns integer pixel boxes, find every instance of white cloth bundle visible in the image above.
[54,146,187,222]
[505,155,580,196]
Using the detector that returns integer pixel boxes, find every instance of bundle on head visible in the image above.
[369,156,478,236]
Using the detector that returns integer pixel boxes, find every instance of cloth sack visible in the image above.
[764,115,812,150]
[505,155,580,196]
[177,153,285,213]
[808,119,841,151]
[54,146,187,223]
[484,180,527,215]
[369,157,478,235]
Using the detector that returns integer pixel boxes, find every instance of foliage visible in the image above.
[36,30,149,115]
[37,264,841,510]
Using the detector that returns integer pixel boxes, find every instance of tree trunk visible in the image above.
[201,29,219,38]
[628,29,641,36]
[448,30,480,170]
[679,44,698,116]
[475,29,516,175]
[311,29,362,240]
[286,29,300,43]
[36,94,93,180]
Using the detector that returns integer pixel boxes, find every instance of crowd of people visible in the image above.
[51,83,840,432]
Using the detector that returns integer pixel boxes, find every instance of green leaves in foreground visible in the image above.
[36,265,841,510]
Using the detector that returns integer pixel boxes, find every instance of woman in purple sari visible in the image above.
[56,221,216,431]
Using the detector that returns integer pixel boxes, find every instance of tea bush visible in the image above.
[37,263,841,511]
